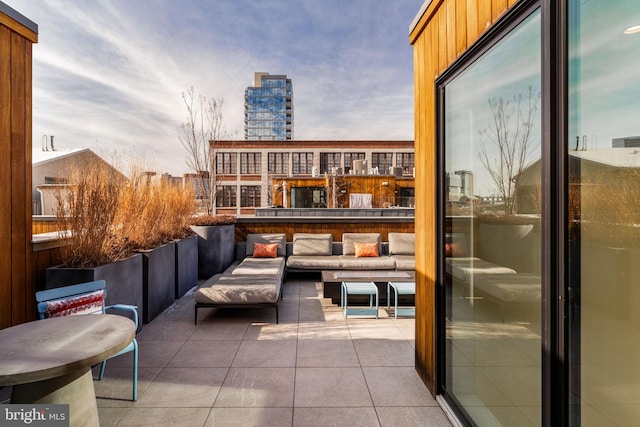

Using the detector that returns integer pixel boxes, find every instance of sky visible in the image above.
[6,0,424,176]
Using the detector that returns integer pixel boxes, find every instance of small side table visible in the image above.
[387,281,416,318]
[341,281,378,318]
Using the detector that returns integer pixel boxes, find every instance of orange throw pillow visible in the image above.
[445,242,464,257]
[253,242,279,258]
[354,242,379,257]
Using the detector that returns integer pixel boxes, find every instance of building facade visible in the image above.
[210,140,414,215]
[411,0,640,426]
[244,72,293,141]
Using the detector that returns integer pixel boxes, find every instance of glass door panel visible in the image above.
[568,1,640,424]
[442,9,542,426]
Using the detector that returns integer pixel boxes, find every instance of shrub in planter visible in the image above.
[45,162,143,326]
[46,254,144,329]
[46,162,197,325]
[120,179,195,323]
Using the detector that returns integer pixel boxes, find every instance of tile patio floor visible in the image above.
[92,275,451,426]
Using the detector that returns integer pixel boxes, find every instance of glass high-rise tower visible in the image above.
[244,72,293,141]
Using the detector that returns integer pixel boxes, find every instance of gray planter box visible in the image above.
[139,242,176,324]
[191,224,235,279]
[45,253,144,330]
[174,234,198,298]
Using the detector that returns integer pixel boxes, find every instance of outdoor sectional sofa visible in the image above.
[194,232,416,324]
[285,232,415,272]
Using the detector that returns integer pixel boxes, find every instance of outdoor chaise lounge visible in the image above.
[194,233,286,324]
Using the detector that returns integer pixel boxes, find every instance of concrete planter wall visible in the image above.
[478,219,541,273]
[139,242,176,324]
[45,253,144,330]
[174,234,198,298]
[191,224,235,279]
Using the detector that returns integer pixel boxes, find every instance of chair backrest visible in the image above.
[36,280,107,319]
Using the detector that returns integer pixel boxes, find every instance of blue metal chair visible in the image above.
[35,279,138,401]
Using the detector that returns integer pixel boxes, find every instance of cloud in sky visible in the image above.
[6,0,422,175]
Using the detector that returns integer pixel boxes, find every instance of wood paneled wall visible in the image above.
[409,0,518,393]
[0,9,37,328]
[235,219,414,244]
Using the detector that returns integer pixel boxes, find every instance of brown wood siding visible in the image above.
[32,218,60,234]
[234,220,414,244]
[1,15,36,328]
[0,25,11,329]
[409,0,517,393]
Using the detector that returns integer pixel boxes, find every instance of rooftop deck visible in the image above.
[71,274,451,426]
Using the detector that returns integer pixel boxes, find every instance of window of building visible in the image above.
[240,152,261,174]
[290,187,326,208]
[268,152,289,175]
[216,152,237,174]
[320,153,341,174]
[398,188,415,208]
[343,152,365,174]
[437,7,541,426]
[396,153,414,175]
[240,185,261,207]
[371,153,393,174]
[215,185,236,207]
[292,153,313,175]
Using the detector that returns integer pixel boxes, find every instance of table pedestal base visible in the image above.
[11,369,99,427]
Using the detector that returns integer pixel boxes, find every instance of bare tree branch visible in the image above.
[179,87,225,215]
[478,86,540,215]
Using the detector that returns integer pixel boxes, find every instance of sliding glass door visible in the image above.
[568,0,640,425]
[440,6,542,426]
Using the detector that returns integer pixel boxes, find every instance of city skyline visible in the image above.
[5,0,421,175]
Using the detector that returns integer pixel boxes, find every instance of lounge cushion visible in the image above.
[391,255,415,271]
[474,273,541,303]
[246,234,286,257]
[342,233,381,256]
[292,233,333,256]
[232,257,285,276]
[195,274,281,304]
[286,255,342,270]
[446,257,517,282]
[388,233,415,255]
[338,255,396,270]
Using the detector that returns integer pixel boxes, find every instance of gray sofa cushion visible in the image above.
[195,274,281,304]
[446,257,516,282]
[388,233,415,255]
[292,233,333,256]
[474,273,541,303]
[338,255,396,270]
[341,233,381,256]
[232,257,285,277]
[286,255,342,270]
[391,255,415,271]
[246,233,286,257]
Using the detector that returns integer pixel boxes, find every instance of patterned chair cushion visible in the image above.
[42,290,105,318]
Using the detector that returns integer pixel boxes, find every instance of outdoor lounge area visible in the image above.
[0,275,452,426]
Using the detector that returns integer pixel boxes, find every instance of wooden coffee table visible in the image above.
[322,270,415,305]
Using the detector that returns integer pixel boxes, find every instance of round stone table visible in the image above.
[0,314,135,426]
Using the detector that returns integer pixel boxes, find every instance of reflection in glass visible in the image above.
[442,9,542,426]
[568,0,640,424]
